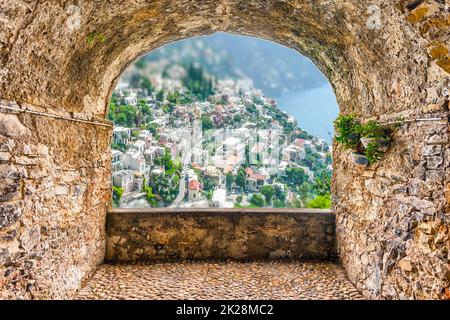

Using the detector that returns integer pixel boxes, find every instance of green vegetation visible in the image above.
[365,142,383,164]
[284,167,307,188]
[142,178,157,207]
[334,114,362,151]
[182,63,215,100]
[235,167,247,191]
[225,173,234,193]
[201,114,214,131]
[306,194,331,209]
[260,185,275,204]
[249,194,265,207]
[112,186,124,207]
[108,52,337,209]
[334,114,393,165]
[86,31,107,47]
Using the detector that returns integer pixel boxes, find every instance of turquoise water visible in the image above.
[276,83,339,144]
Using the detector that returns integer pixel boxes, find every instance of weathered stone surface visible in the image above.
[0,0,449,300]
[75,261,364,300]
[0,204,22,228]
[0,103,111,299]
[106,209,336,262]
[0,114,31,138]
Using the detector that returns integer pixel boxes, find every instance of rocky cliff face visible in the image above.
[0,0,449,299]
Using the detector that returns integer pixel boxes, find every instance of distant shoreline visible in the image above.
[275,84,339,144]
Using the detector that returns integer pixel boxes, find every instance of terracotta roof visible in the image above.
[188,179,201,190]
[250,173,266,181]
[245,167,253,176]
[224,165,233,174]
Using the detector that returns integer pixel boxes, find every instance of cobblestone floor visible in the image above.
[76,261,364,300]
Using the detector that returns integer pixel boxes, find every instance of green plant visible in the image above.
[358,120,387,138]
[365,142,383,164]
[334,114,362,151]
[249,194,265,207]
[86,32,107,47]
[306,194,331,209]
[335,115,395,165]
[112,186,124,207]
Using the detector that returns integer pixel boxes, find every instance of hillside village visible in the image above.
[109,66,332,209]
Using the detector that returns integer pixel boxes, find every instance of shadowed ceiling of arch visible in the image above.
[0,0,435,119]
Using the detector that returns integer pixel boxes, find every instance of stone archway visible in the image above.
[0,1,449,299]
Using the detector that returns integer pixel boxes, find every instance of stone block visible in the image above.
[0,114,31,138]
[398,257,414,272]
[0,204,22,228]
[426,156,443,169]
[0,151,11,163]
[0,178,21,202]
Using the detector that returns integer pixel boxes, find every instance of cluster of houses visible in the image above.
[111,78,331,208]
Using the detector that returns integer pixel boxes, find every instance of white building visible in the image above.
[113,127,131,145]
[191,148,209,166]
[211,188,233,208]
[111,150,123,172]
[124,95,138,106]
[112,170,135,193]
[188,179,202,202]
[123,149,146,172]
[131,140,145,155]
[282,144,305,163]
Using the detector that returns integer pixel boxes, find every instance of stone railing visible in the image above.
[105,208,336,262]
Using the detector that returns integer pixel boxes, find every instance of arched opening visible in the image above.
[109,32,338,211]
[0,1,448,300]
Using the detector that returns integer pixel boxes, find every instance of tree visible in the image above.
[290,196,303,208]
[203,176,217,192]
[225,173,234,193]
[143,184,157,207]
[141,77,154,95]
[135,58,146,70]
[274,185,286,201]
[235,167,246,191]
[147,123,159,140]
[112,186,124,207]
[233,114,242,123]
[138,100,152,122]
[284,167,307,187]
[201,114,213,131]
[167,92,180,104]
[182,63,215,100]
[260,185,275,204]
[306,194,331,209]
[313,169,332,196]
[156,89,165,102]
[250,193,265,207]
[298,182,312,206]
[244,144,250,166]
[205,190,214,201]
[273,199,286,208]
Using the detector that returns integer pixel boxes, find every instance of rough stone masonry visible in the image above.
[105,209,336,262]
[0,0,449,299]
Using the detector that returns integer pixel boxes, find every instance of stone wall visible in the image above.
[105,209,336,262]
[0,101,112,299]
[333,1,450,300]
[334,106,450,300]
